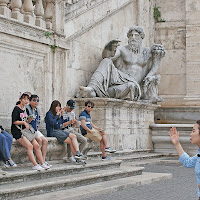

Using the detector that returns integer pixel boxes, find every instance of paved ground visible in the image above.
[80,162,197,200]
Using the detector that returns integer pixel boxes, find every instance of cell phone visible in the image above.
[28,114,35,118]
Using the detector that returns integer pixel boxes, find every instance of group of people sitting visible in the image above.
[0,92,116,171]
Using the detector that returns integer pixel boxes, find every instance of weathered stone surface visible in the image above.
[11,137,68,163]
[75,98,158,150]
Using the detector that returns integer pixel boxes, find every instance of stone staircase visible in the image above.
[0,150,172,200]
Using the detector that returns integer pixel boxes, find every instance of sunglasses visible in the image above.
[87,105,94,108]
[32,99,39,102]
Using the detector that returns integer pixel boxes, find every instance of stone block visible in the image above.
[186,43,200,62]
[75,98,158,150]
[0,6,10,18]
[186,11,200,25]
[159,49,186,75]
[24,14,35,26]
[11,12,23,22]
[35,18,46,29]
[186,75,200,95]
[186,0,200,12]
[155,0,186,22]
[10,138,68,163]
[158,74,186,95]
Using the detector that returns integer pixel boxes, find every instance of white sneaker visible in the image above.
[32,165,44,171]
[44,161,52,168]
[69,156,76,163]
[40,163,50,170]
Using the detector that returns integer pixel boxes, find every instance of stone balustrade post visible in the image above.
[10,0,23,21]
[22,0,35,25]
[35,0,45,28]
[44,0,53,30]
[0,0,10,17]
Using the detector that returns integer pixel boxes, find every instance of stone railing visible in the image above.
[150,123,196,155]
[0,0,54,29]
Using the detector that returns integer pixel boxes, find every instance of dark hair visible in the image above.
[30,94,39,101]
[85,101,94,107]
[49,100,61,117]
[16,93,30,105]
[196,120,200,134]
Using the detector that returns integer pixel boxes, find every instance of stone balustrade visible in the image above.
[150,123,196,155]
[0,0,52,29]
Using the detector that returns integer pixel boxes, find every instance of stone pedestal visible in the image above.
[75,98,159,151]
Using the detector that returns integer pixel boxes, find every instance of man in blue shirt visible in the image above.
[79,101,116,160]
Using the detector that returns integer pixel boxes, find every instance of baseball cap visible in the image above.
[67,99,76,109]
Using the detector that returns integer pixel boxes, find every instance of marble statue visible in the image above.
[78,26,165,103]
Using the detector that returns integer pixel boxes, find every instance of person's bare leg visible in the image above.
[40,136,48,160]
[64,137,76,156]
[68,133,79,152]
[18,137,38,166]
[99,131,109,148]
[31,139,44,165]
[100,139,106,157]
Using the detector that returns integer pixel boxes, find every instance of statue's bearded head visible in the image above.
[127,26,145,53]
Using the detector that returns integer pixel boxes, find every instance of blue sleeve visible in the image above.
[179,152,197,168]
[79,111,86,121]
[46,112,60,126]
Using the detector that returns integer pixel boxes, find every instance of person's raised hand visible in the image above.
[169,127,180,145]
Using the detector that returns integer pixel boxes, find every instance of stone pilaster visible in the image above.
[184,0,200,105]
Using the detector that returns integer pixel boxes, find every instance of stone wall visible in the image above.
[155,0,200,107]
[0,0,156,130]
[64,0,155,99]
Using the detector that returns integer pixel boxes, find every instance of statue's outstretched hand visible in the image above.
[169,127,180,145]
[151,44,165,59]
[102,39,121,59]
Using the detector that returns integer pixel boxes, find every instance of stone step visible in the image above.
[0,159,122,185]
[116,153,165,162]
[87,149,153,158]
[0,165,143,200]
[18,172,172,200]
[88,151,164,162]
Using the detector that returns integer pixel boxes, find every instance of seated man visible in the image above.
[62,100,87,162]
[79,101,116,160]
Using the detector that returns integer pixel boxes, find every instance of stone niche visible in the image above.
[75,98,159,151]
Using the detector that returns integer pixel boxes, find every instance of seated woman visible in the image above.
[45,100,85,160]
[11,92,49,171]
[0,125,17,168]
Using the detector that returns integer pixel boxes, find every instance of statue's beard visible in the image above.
[127,39,141,53]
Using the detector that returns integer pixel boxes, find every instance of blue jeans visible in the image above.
[0,131,13,161]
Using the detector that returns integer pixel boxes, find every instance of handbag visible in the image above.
[85,129,102,143]
[16,124,37,142]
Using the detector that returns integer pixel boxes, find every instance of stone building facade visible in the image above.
[0,0,199,150]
